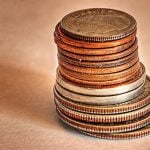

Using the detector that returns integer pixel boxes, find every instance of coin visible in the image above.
[60,8,136,42]
[56,65,146,95]
[54,80,150,114]
[55,97,150,123]
[59,60,140,82]
[60,63,142,86]
[58,57,138,75]
[57,37,137,61]
[80,125,150,139]
[54,34,136,55]
[55,98,150,123]
[55,23,136,48]
[56,108,150,133]
[58,49,138,68]
[55,78,144,105]
[53,8,149,139]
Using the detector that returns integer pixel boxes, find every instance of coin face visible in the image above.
[60,8,136,42]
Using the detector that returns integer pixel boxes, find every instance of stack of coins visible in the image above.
[53,8,150,139]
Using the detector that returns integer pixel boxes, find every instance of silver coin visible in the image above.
[54,77,150,114]
[55,80,144,105]
[56,107,150,133]
[55,98,150,123]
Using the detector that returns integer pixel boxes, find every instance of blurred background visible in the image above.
[0,0,150,150]
[0,0,150,76]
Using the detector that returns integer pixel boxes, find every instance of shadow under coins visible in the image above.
[0,63,59,129]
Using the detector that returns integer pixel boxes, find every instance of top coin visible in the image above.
[60,8,137,42]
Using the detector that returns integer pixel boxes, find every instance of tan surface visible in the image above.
[0,0,150,150]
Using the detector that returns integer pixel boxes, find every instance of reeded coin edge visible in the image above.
[80,126,150,140]
[54,86,150,114]
[56,107,150,133]
[55,98,150,123]
[60,8,137,42]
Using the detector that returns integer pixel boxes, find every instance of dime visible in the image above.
[55,99,150,123]
[56,66,146,95]
[58,49,138,68]
[56,108,150,133]
[60,8,136,42]
[54,80,150,114]
[55,23,136,48]
[57,39,137,61]
[55,79,144,105]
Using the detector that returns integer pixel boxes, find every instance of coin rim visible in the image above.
[56,65,146,95]
[60,8,137,42]
[55,24,137,48]
[54,78,150,114]
[55,98,150,123]
[56,107,150,133]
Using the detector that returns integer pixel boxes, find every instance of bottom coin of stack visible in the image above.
[54,67,150,139]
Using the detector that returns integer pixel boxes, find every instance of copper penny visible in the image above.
[57,36,137,62]
[59,66,141,86]
[54,35,136,55]
[58,49,138,68]
[59,60,140,82]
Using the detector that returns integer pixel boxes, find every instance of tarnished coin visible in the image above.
[58,49,138,68]
[59,60,140,82]
[56,108,150,133]
[55,23,136,48]
[56,65,146,95]
[60,8,136,42]
[58,57,138,75]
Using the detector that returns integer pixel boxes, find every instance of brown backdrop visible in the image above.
[0,0,149,150]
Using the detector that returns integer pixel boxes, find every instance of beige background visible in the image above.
[0,0,150,150]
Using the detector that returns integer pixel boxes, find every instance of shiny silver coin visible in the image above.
[54,77,150,114]
[55,80,144,105]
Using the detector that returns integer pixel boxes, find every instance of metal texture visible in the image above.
[56,65,146,95]
[57,39,137,62]
[58,49,138,68]
[60,8,136,42]
[54,76,150,114]
[59,61,140,82]
[55,79,144,105]
[56,108,150,133]
[54,35,136,55]
[55,98,150,123]
[55,23,136,48]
